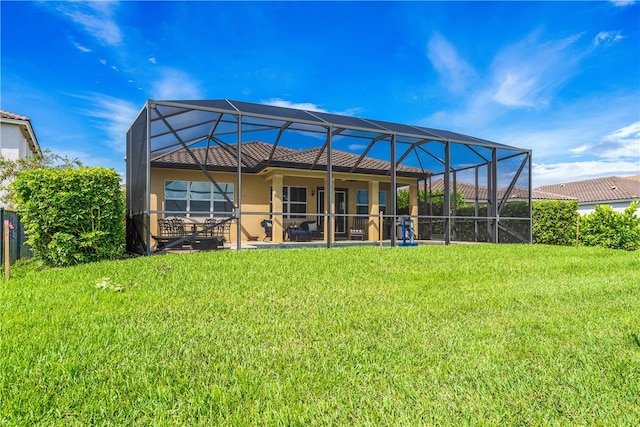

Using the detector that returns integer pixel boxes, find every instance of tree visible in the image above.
[0,149,82,208]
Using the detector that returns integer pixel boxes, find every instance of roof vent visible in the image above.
[611,186,617,190]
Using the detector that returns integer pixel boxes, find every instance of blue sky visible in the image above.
[1,0,639,187]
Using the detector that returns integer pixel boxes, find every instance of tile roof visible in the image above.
[535,175,640,203]
[152,141,428,177]
[427,179,575,201]
[0,110,30,121]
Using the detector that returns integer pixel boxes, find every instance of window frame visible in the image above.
[356,189,388,215]
[271,186,308,219]
[164,180,235,218]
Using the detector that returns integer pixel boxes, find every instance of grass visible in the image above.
[1,244,639,425]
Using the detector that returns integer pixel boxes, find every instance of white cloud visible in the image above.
[569,145,591,156]
[99,59,107,65]
[263,98,328,112]
[263,98,362,117]
[533,160,640,187]
[149,69,202,100]
[420,30,594,132]
[55,2,123,46]
[562,122,640,160]
[73,41,92,53]
[491,32,584,108]
[149,57,157,64]
[76,94,139,154]
[427,33,477,94]
[594,31,625,47]
[609,0,635,6]
[595,121,640,158]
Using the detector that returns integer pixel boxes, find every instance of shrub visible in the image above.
[532,200,579,246]
[12,167,125,266]
[579,202,640,251]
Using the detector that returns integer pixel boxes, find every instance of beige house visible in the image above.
[126,99,532,253]
[150,141,424,245]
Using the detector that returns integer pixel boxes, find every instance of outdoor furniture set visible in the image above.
[260,220,322,242]
[153,217,231,251]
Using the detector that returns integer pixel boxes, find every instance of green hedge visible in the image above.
[12,167,125,266]
[579,202,640,251]
[532,200,579,246]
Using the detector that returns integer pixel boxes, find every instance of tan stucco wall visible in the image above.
[150,167,413,243]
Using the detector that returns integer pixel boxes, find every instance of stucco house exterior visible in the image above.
[150,140,424,245]
[126,99,532,253]
[535,175,640,215]
[0,110,42,208]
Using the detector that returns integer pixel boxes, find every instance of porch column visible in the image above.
[368,180,379,241]
[409,182,419,240]
[272,174,284,243]
[325,178,335,243]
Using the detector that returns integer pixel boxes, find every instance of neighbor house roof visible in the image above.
[427,179,575,201]
[152,141,428,178]
[0,110,42,156]
[535,175,640,203]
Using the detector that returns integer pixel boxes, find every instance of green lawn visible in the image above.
[1,245,639,425]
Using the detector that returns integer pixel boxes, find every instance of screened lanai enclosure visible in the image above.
[126,99,532,254]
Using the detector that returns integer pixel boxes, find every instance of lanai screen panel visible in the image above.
[127,106,148,216]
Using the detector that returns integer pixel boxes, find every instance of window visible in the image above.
[356,190,387,215]
[213,183,235,215]
[164,180,234,217]
[271,186,307,218]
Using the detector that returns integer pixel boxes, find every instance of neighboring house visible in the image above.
[126,99,532,253]
[427,179,577,203]
[535,175,640,215]
[0,110,42,208]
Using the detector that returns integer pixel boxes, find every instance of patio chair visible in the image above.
[260,219,273,241]
[203,217,231,242]
[153,217,187,249]
[301,221,321,240]
[289,223,312,242]
[349,216,367,240]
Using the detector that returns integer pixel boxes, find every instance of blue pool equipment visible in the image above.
[398,216,418,247]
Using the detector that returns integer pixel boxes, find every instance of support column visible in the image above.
[236,115,242,249]
[409,182,418,240]
[325,179,335,244]
[390,135,397,246]
[368,180,379,241]
[271,174,283,243]
[444,141,451,245]
[326,127,333,248]
[489,148,498,243]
